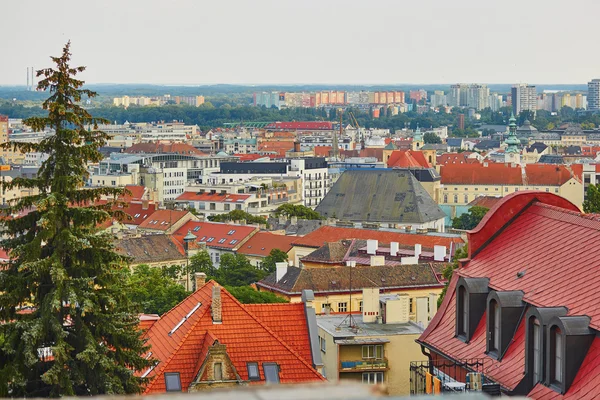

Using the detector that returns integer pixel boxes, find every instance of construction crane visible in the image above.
[348,111,365,149]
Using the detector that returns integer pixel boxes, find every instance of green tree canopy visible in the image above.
[128,265,189,315]
[583,184,600,214]
[0,42,151,396]
[207,209,267,226]
[224,286,288,304]
[451,206,489,230]
[216,253,266,287]
[261,248,289,273]
[423,132,441,144]
[274,203,325,220]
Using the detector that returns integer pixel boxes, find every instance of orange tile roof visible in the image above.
[137,209,191,231]
[467,196,503,209]
[313,146,333,157]
[440,163,577,186]
[437,152,479,165]
[175,192,252,203]
[112,201,157,225]
[387,150,431,168]
[236,232,295,257]
[292,225,464,249]
[172,221,258,250]
[121,185,146,202]
[142,282,323,393]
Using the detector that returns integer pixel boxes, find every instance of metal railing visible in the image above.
[340,358,388,371]
[409,358,500,396]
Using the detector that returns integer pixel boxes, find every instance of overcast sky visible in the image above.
[1,0,598,85]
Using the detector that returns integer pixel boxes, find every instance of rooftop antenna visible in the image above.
[337,260,358,329]
[26,67,29,91]
[31,66,34,91]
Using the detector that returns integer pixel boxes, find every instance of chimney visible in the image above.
[362,288,380,323]
[142,199,149,210]
[194,272,207,289]
[276,262,288,282]
[433,245,446,261]
[294,140,301,152]
[212,286,222,324]
[414,244,422,258]
[390,242,399,257]
[366,239,378,255]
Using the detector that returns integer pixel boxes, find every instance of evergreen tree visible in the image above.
[583,184,600,214]
[0,42,151,397]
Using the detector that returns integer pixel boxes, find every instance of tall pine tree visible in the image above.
[0,42,151,397]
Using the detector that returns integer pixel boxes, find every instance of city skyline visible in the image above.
[1,0,599,86]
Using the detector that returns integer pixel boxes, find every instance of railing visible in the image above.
[409,358,500,396]
[340,358,388,371]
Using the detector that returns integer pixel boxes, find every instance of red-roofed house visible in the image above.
[439,163,583,209]
[436,152,482,167]
[290,225,464,266]
[385,150,431,169]
[172,221,258,267]
[265,121,333,132]
[415,191,600,398]
[174,192,253,218]
[236,232,295,267]
[141,281,324,393]
[125,142,207,156]
[137,209,197,234]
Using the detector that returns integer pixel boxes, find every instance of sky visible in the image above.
[1,0,599,85]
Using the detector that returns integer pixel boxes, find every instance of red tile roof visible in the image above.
[440,163,578,186]
[466,196,503,209]
[172,221,258,250]
[418,192,600,395]
[121,185,146,202]
[142,282,323,393]
[437,152,479,165]
[112,201,157,225]
[137,209,191,231]
[175,192,252,203]
[265,122,333,131]
[237,232,295,257]
[292,225,464,249]
[313,146,333,157]
[139,314,160,331]
[387,150,431,168]
[125,142,207,156]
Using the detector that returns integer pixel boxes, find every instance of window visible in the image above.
[320,336,326,353]
[263,363,280,384]
[218,238,226,244]
[247,362,260,380]
[489,299,500,354]
[409,298,414,313]
[321,303,331,313]
[224,204,230,211]
[532,318,541,384]
[338,302,347,313]
[362,345,383,360]
[550,327,563,385]
[464,195,468,203]
[215,253,220,263]
[359,301,363,312]
[193,226,200,232]
[362,372,384,384]
[214,362,223,381]
[457,285,468,337]
[453,194,458,203]
[207,237,215,242]
[230,239,238,245]
[443,194,448,203]
[164,372,182,392]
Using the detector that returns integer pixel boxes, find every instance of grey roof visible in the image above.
[419,143,448,151]
[317,314,423,338]
[516,120,539,134]
[564,124,584,135]
[526,142,548,153]
[565,145,582,155]
[446,138,463,147]
[114,234,185,264]
[538,154,565,164]
[315,170,446,224]
[266,218,325,236]
[531,132,561,140]
[473,140,501,150]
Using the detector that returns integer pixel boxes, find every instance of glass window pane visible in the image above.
[555,331,563,383]
[165,373,182,392]
[264,363,280,384]
[247,362,259,379]
[376,345,383,360]
[214,363,223,381]
[533,320,541,383]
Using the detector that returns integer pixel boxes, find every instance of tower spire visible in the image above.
[504,112,521,164]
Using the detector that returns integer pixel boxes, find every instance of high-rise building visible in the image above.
[511,84,537,115]
[430,91,447,107]
[588,79,600,110]
[458,113,465,130]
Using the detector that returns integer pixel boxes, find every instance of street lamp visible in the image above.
[183,229,197,291]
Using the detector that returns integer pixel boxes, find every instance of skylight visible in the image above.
[227,230,236,235]
[169,302,202,336]
[193,226,201,232]
[207,237,215,242]
[230,240,238,245]
[141,364,156,378]
[218,238,226,243]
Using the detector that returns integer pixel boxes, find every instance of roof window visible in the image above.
[263,363,280,384]
[193,226,200,232]
[164,372,182,392]
[456,277,489,342]
[247,362,260,380]
[218,238,226,244]
[486,290,524,360]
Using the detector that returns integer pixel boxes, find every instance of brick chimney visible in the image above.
[194,272,207,290]
[212,286,222,324]
[142,199,149,210]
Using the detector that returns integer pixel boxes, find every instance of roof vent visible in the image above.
[517,270,526,279]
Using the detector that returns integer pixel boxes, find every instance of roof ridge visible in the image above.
[223,290,323,379]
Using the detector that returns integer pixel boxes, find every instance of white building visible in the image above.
[511,84,537,115]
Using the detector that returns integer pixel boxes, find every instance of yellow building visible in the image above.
[0,116,24,164]
[316,288,429,395]
[440,162,583,210]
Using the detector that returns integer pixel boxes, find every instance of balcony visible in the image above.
[340,358,388,372]
[409,359,500,395]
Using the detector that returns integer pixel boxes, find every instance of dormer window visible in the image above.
[455,277,489,342]
[549,327,563,386]
[485,290,523,360]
